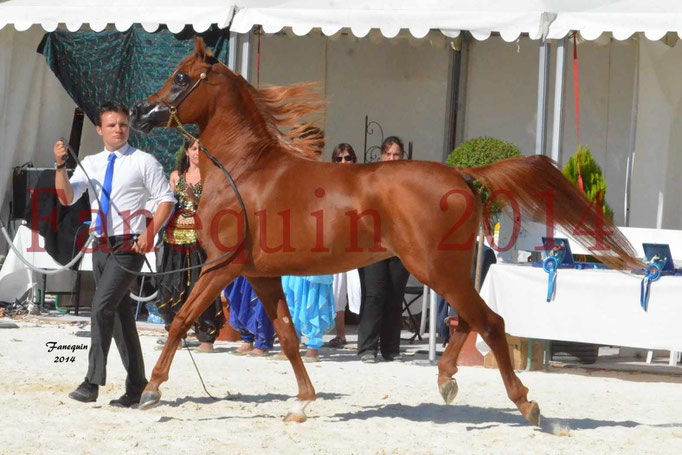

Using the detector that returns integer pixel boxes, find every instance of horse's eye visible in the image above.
[174,73,190,86]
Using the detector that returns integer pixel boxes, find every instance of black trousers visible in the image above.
[357,257,410,359]
[86,236,146,394]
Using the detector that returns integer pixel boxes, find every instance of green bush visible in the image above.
[446,137,523,215]
[562,145,614,221]
[446,136,523,169]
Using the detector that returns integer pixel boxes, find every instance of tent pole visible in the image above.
[624,38,640,227]
[240,29,252,81]
[442,35,468,162]
[550,38,566,163]
[429,288,438,363]
[227,31,238,72]
[535,40,551,156]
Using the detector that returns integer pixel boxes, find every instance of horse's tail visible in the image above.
[457,155,643,270]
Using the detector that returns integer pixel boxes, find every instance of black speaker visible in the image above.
[12,168,75,221]
[12,167,45,221]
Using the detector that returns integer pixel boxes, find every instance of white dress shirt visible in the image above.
[68,143,176,236]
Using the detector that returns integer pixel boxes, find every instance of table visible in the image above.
[476,263,682,363]
[0,225,156,308]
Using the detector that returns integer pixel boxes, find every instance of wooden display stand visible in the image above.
[483,335,545,371]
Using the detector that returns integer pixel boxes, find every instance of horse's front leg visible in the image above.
[248,277,316,422]
[138,271,236,410]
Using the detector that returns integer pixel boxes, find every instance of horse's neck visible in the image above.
[200,118,282,174]
[199,81,294,174]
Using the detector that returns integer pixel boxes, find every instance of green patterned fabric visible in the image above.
[39,26,229,173]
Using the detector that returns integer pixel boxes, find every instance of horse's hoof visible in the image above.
[283,411,307,423]
[283,399,311,423]
[523,401,541,426]
[439,378,459,404]
[138,390,161,410]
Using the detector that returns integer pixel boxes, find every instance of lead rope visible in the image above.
[0,221,95,275]
[180,337,235,402]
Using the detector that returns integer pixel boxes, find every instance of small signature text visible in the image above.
[46,341,88,363]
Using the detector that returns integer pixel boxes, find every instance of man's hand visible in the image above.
[54,140,74,205]
[132,233,153,254]
[132,201,174,255]
[53,141,68,166]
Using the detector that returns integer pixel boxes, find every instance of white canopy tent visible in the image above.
[3,1,682,40]
[0,0,235,33]
[3,1,682,360]
[230,0,682,41]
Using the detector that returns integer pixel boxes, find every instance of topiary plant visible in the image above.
[446,137,523,214]
[446,136,523,169]
[562,145,614,221]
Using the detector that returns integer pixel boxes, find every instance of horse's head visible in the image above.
[131,36,325,161]
[130,37,217,134]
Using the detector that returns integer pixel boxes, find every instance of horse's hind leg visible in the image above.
[439,282,540,425]
[404,247,540,425]
[436,317,472,404]
[139,269,236,410]
[248,277,316,422]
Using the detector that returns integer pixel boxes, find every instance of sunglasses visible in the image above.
[335,155,354,162]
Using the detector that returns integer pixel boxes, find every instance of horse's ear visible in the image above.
[193,36,214,61]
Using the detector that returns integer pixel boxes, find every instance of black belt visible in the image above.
[93,234,139,248]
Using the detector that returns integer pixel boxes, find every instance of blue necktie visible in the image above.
[94,152,117,235]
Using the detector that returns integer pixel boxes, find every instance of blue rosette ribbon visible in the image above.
[640,263,662,312]
[543,256,559,302]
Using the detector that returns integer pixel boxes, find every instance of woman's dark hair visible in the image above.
[381,136,405,157]
[175,138,198,174]
[331,143,357,163]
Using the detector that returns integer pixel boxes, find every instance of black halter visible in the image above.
[162,68,210,129]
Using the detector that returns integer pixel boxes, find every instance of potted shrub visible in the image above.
[562,145,613,220]
[447,136,524,209]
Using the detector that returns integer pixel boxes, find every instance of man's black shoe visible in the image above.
[360,353,377,364]
[109,392,142,408]
[383,354,403,362]
[68,380,99,402]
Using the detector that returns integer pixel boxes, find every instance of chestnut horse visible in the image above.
[130,38,642,425]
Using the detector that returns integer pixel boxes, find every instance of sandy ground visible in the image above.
[1,317,681,455]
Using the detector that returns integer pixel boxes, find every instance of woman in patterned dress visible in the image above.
[156,139,225,353]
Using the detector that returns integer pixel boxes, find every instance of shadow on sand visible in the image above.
[158,391,347,408]
[329,403,682,433]
[154,391,348,423]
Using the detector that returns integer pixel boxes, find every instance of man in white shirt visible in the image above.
[53,101,175,407]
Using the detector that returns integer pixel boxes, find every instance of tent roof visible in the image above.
[231,1,682,41]
[231,1,551,41]
[2,0,682,41]
[0,0,235,33]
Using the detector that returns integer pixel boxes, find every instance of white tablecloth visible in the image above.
[0,225,156,303]
[477,263,682,352]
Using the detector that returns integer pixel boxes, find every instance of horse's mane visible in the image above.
[247,82,325,160]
